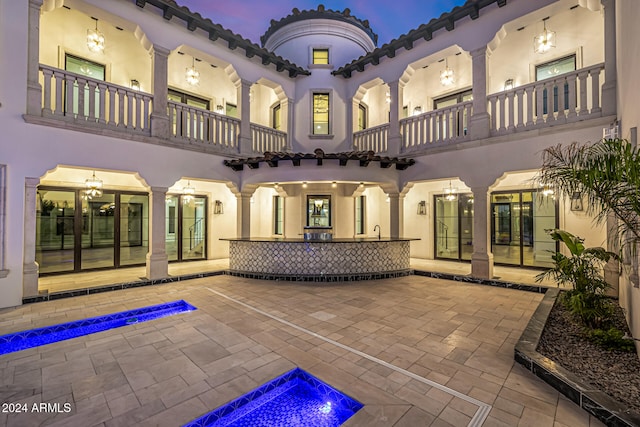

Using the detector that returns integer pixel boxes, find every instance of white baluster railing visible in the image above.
[250,123,287,153]
[40,64,152,133]
[400,101,472,152]
[488,63,604,135]
[168,101,240,152]
[353,123,389,153]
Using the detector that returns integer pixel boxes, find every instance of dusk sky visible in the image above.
[177,1,469,46]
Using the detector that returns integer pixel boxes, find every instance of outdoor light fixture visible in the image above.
[444,181,458,201]
[541,184,555,197]
[413,106,423,116]
[182,181,195,204]
[215,104,224,114]
[185,57,200,86]
[440,58,454,86]
[274,182,279,189]
[534,18,555,54]
[213,200,224,214]
[332,181,337,188]
[302,181,308,188]
[417,200,427,215]
[84,171,103,200]
[130,79,140,91]
[87,17,105,53]
[504,79,514,91]
[359,182,364,188]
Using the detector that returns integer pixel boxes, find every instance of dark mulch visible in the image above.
[537,296,640,415]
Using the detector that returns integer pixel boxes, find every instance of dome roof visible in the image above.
[260,5,378,47]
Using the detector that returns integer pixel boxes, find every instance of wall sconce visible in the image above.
[213,200,224,214]
[87,17,105,53]
[413,106,423,116]
[215,104,224,114]
[504,79,514,91]
[603,120,619,140]
[302,181,308,188]
[130,79,140,91]
[417,200,427,215]
[570,192,583,211]
[534,17,556,54]
[331,181,337,188]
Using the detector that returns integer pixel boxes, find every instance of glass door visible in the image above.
[491,191,557,268]
[166,195,207,262]
[36,189,77,274]
[434,193,474,261]
[81,193,116,270]
[182,197,207,260]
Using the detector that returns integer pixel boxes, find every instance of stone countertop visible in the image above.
[220,237,419,243]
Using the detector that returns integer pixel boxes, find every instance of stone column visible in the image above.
[146,187,168,280]
[26,0,44,116]
[388,193,404,239]
[469,47,490,139]
[282,97,294,151]
[238,80,253,155]
[150,46,170,139]
[600,0,617,117]
[471,186,494,279]
[23,178,40,297]
[387,80,402,156]
[236,193,252,238]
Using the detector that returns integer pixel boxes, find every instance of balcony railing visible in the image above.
[250,123,287,153]
[488,63,605,135]
[168,101,239,152]
[39,65,152,133]
[353,123,389,153]
[400,101,472,153]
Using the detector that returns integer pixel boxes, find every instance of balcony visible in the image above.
[40,64,152,134]
[351,65,608,155]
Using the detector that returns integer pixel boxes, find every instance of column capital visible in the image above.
[150,45,171,57]
[25,177,40,188]
[149,186,169,194]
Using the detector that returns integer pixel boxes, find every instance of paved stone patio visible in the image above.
[0,275,604,426]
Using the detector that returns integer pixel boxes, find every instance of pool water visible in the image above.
[0,300,196,355]
[185,368,363,426]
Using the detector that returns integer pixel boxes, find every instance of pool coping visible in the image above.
[514,287,640,427]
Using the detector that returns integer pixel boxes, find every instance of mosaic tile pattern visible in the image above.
[184,368,363,427]
[0,300,197,355]
[229,240,410,275]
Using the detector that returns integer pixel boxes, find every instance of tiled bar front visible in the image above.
[224,238,412,277]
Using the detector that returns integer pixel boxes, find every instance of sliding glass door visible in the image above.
[166,195,207,262]
[434,193,473,261]
[36,188,148,274]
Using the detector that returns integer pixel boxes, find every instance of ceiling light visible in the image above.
[440,58,454,86]
[182,181,195,204]
[534,18,556,54]
[444,181,458,201]
[185,57,200,86]
[87,17,105,53]
[84,171,103,200]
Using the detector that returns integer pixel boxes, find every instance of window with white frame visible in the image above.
[312,48,329,65]
[312,92,330,135]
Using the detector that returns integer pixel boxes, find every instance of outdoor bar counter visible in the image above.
[220,237,417,281]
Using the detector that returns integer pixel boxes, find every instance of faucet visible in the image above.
[373,225,380,240]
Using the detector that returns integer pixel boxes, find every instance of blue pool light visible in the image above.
[184,367,363,426]
[0,300,196,355]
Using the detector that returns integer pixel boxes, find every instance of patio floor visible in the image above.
[1,273,601,426]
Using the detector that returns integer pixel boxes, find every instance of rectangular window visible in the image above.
[273,196,284,235]
[226,103,238,118]
[64,54,105,117]
[168,89,210,110]
[307,195,331,227]
[272,104,281,130]
[313,93,330,135]
[536,55,576,114]
[355,195,366,235]
[312,48,329,65]
[357,104,367,131]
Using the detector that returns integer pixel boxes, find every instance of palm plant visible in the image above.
[536,229,619,328]
[538,138,640,251]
